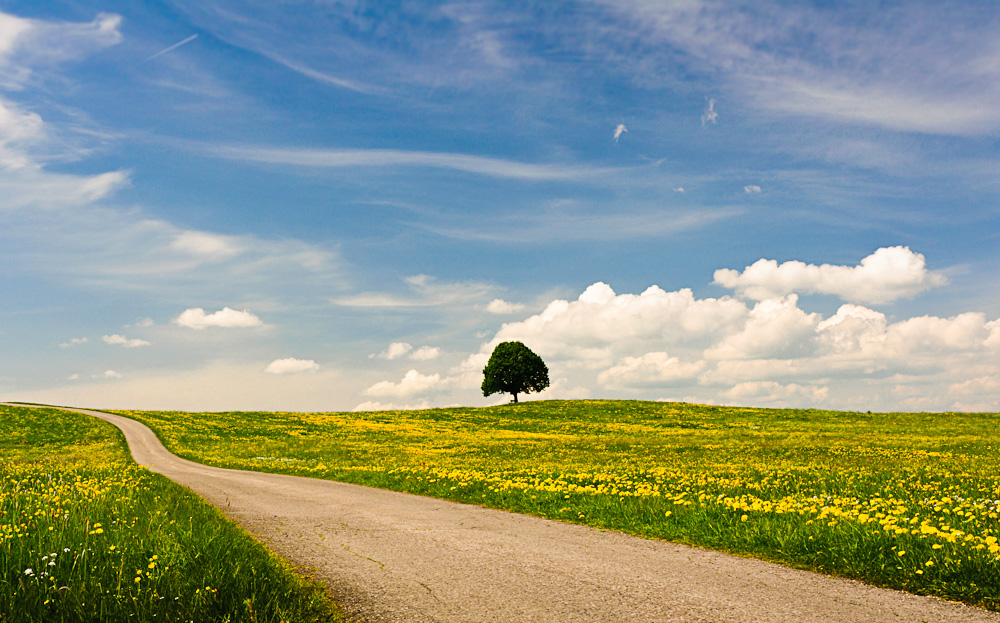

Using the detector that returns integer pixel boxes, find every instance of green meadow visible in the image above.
[0,404,344,623]
[114,400,1000,611]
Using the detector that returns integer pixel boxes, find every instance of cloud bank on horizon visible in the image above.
[1,2,998,413]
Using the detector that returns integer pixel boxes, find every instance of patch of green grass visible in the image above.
[0,405,344,623]
[113,400,1000,611]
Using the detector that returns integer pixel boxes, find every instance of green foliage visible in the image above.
[0,405,343,623]
[114,400,1000,611]
[481,341,550,403]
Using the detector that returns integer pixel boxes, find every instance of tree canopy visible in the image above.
[481,341,550,403]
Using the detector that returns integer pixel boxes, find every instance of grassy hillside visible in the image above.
[0,404,344,623]
[113,400,1000,610]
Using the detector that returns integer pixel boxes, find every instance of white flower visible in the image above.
[24,568,33,575]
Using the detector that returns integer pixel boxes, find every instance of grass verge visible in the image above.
[113,399,1000,611]
[0,404,344,623]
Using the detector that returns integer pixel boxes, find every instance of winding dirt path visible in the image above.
[18,404,1000,622]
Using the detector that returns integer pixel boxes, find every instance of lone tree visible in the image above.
[482,341,550,403]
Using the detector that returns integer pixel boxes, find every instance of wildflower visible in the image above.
[24,568,33,575]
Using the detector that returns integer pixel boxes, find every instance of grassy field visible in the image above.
[0,404,344,623]
[112,400,1000,611]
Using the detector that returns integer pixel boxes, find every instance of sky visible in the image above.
[1,0,998,413]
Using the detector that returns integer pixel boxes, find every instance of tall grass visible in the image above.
[115,400,1000,611]
[0,405,344,623]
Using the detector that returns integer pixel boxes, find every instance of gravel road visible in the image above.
[21,404,1000,623]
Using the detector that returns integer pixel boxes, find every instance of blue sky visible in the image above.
[2,0,999,412]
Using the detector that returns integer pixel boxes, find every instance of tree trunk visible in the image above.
[512,393,518,403]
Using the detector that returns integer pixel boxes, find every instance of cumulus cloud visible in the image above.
[59,337,88,348]
[744,185,761,194]
[713,246,948,305]
[598,352,705,388]
[101,370,122,379]
[489,281,747,369]
[463,269,1000,411]
[373,342,412,360]
[486,298,526,314]
[370,342,438,361]
[264,358,319,375]
[613,123,628,142]
[721,381,829,406]
[174,307,263,330]
[706,296,820,360]
[102,334,151,348]
[410,345,441,361]
[365,369,445,398]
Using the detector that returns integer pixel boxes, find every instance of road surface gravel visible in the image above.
[16,404,1000,623]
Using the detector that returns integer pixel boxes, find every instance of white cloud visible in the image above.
[145,33,198,62]
[721,381,829,407]
[410,346,441,361]
[949,376,1000,396]
[0,11,122,88]
[364,369,446,398]
[174,307,263,330]
[264,358,319,375]
[744,185,761,194]
[373,342,413,360]
[486,298,525,314]
[713,246,948,304]
[352,400,431,412]
[706,296,820,361]
[134,318,155,328]
[102,370,122,379]
[701,99,717,125]
[205,144,618,182]
[169,231,243,260]
[463,268,1000,411]
[489,281,747,369]
[673,187,685,193]
[0,22,341,303]
[598,352,705,388]
[102,334,151,349]
[613,123,627,142]
[59,337,88,348]
[370,342,441,361]
[598,1,1000,135]
[333,274,498,309]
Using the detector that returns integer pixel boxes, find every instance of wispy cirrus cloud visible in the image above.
[593,0,1000,135]
[201,144,619,182]
[333,274,498,309]
[0,10,122,88]
[422,204,742,244]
